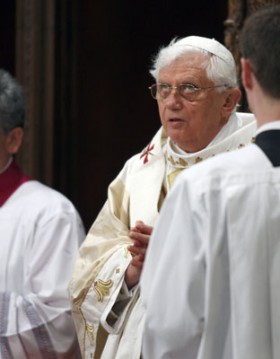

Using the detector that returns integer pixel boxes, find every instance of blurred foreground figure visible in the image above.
[141,6,280,359]
[0,69,85,358]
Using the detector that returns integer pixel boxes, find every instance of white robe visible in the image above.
[0,180,85,358]
[141,121,280,359]
[68,113,257,359]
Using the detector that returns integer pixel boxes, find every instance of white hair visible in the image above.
[150,37,238,90]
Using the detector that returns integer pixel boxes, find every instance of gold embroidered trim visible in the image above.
[94,279,113,302]
[167,168,184,189]
[167,155,188,167]
[86,323,94,345]
[124,247,130,258]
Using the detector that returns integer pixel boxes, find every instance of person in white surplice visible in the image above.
[68,36,257,358]
[141,6,280,359]
[0,69,85,358]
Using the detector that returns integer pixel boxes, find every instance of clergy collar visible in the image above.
[0,159,31,206]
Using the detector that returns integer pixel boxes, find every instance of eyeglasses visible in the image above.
[149,83,229,101]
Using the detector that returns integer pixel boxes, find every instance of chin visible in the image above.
[168,131,186,145]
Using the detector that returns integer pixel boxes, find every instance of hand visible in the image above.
[125,221,153,289]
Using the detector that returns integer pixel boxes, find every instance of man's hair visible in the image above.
[239,5,280,99]
[149,36,238,89]
[0,69,25,133]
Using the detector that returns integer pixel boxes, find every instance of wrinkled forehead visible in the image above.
[158,51,210,81]
[159,46,211,73]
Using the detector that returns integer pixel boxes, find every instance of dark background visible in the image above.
[0,2,15,73]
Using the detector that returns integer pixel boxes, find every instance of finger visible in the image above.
[131,239,143,247]
[130,226,140,233]
[129,231,150,246]
[135,221,153,235]
[131,254,144,268]
[128,245,147,256]
[131,261,143,270]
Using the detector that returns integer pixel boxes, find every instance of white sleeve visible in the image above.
[0,210,85,359]
[141,174,206,359]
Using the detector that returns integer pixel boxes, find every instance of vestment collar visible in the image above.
[165,112,256,189]
[166,112,255,169]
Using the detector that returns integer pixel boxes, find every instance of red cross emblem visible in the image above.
[140,143,155,164]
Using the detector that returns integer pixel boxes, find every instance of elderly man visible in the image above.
[69,35,256,359]
[141,7,280,359]
[0,69,85,358]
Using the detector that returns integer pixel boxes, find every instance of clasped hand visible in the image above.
[125,220,153,289]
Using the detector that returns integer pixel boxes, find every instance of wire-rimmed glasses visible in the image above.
[149,83,229,101]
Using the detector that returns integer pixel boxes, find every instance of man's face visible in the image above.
[157,53,231,153]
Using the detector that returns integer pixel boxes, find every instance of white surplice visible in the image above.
[0,180,85,358]
[141,121,280,359]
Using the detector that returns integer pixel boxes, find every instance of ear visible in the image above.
[6,127,24,155]
[221,87,241,116]
[241,57,253,90]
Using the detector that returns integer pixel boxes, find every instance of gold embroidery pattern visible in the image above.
[86,323,94,345]
[168,155,176,166]
[195,156,203,163]
[167,155,188,167]
[124,247,130,258]
[178,157,188,166]
[94,279,113,302]
[167,168,184,189]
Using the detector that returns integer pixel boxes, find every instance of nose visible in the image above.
[164,90,183,110]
